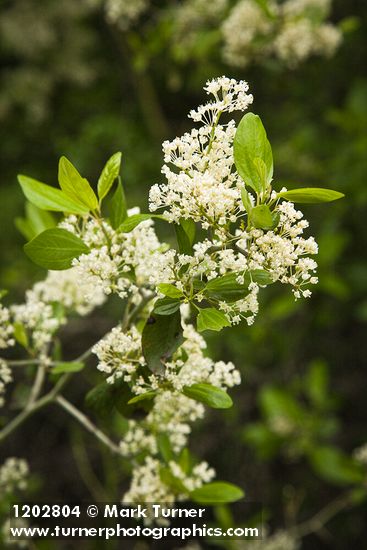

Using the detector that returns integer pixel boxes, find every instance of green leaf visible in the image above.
[277,188,345,204]
[13,322,29,348]
[178,448,192,474]
[86,378,151,419]
[182,383,233,409]
[157,284,184,299]
[234,113,273,194]
[119,214,164,232]
[159,467,187,494]
[241,187,252,214]
[157,433,174,463]
[190,482,244,504]
[197,308,231,332]
[309,446,364,485]
[175,218,196,254]
[204,270,273,303]
[204,273,250,302]
[26,202,56,233]
[305,360,329,408]
[15,204,56,241]
[154,297,181,315]
[85,382,115,418]
[109,178,128,229]
[142,310,184,374]
[52,361,85,374]
[249,269,274,285]
[15,218,35,241]
[24,228,90,270]
[127,391,157,405]
[58,156,98,210]
[260,387,303,423]
[97,152,122,201]
[250,204,274,229]
[18,175,90,215]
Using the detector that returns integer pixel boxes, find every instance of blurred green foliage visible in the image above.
[1,0,367,547]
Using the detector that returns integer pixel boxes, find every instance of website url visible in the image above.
[10,523,260,541]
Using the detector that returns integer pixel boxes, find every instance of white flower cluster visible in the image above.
[104,0,149,29]
[222,0,341,68]
[150,77,253,227]
[64,212,172,301]
[31,268,106,316]
[236,200,319,299]
[0,303,14,349]
[11,291,60,352]
[0,457,29,494]
[353,444,367,466]
[222,0,275,67]
[150,78,318,323]
[9,259,107,352]
[93,320,240,503]
[92,325,145,384]
[0,359,12,408]
[170,0,229,54]
[122,456,215,506]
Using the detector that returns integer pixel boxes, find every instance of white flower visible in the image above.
[105,0,148,29]
[0,303,14,349]
[222,0,276,67]
[67,214,173,299]
[353,443,367,466]
[0,360,12,408]
[92,325,145,384]
[0,457,29,493]
[150,78,252,229]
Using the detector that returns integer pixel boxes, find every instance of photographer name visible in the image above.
[104,504,206,519]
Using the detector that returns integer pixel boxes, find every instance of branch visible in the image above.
[0,363,76,444]
[291,494,352,539]
[0,391,54,442]
[26,364,46,409]
[55,396,123,456]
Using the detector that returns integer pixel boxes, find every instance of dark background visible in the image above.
[0,0,366,548]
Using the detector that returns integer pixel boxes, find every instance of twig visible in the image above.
[26,364,46,409]
[4,359,41,367]
[55,396,123,456]
[0,298,151,445]
[0,392,54,442]
[0,368,74,444]
[291,494,352,539]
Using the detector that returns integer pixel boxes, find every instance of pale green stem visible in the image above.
[55,396,123,456]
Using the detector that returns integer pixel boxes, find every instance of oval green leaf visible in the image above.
[183,383,233,409]
[98,152,122,201]
[119,214,159,232]
[154,297,181,315]
[142,310,184,374]
[197,308,231,332]
[157,284,184,299]
[234,113,273,194]
[128,391,157,405]
[58,156,98,210]
[175,218,196,255]
[109,178,128,228]
[250,204,274,229]
[277,188,345,204]
[190,482,244,504]
[18,175,90,215]
[24,228,90,270]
